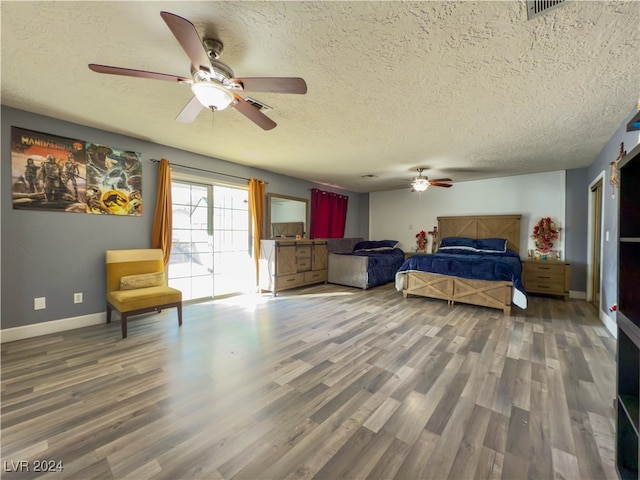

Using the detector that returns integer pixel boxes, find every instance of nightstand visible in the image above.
[522,259,570,300]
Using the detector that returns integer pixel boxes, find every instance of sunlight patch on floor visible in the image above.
[213,290,356,311]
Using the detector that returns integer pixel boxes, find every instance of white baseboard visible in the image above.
[569,290,586,300]
[0,312,106,343]
[599,308,617,338]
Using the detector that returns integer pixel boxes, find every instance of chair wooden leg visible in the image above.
[106,304,112,323]
[121,314,128,339]
[177,304,183,326]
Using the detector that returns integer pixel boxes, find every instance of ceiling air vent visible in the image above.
[244,97,272,113]
[526,0,569,20]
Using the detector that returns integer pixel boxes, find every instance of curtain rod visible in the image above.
[150,158,266,183]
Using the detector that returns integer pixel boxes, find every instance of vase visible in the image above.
[417,248,426,254]
[535,249,551,261]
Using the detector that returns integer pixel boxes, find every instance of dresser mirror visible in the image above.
[266,193,309,239]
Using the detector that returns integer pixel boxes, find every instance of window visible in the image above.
[169,179,252,301]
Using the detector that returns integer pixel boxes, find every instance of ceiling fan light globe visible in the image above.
[412,179,429,192]
[191,82,234,110]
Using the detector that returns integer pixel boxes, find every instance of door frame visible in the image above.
[586,171,605,306]
[169,171,252,301]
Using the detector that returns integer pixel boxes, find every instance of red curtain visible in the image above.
[310,188,348,238]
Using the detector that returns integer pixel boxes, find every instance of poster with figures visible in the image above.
[11,127,87,212]
[85,144,142,216]
[10,127,143,216]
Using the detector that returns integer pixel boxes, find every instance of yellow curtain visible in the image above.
[249,178,266,285]
[151,158,173,265]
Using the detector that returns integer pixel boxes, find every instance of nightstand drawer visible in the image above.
[525,271,565,285]
[525,263,564,275]
[526,282,566,295]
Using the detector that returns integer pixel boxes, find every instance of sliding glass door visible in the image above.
[168,178,252,301]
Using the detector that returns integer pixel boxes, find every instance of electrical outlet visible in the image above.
[74,293,83,304]
[34,297,46,310]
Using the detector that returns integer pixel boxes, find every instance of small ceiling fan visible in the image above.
[88,11,307,130]
[411,168,453,192]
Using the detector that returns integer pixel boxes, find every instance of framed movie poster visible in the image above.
[11,127,87,212]
[10,127,142,216]
[85,144,142,216]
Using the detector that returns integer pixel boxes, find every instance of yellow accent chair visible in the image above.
[106,249,182,338]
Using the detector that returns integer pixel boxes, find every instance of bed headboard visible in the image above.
[437,214,522,252]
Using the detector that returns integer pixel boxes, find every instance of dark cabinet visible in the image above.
[616,142,640,479]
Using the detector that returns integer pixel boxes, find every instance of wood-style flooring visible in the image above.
[1,283,617,480]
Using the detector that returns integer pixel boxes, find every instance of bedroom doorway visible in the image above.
[588,175,604,308]
[168,178,252,302]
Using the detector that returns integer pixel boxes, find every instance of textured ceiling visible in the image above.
[2,1,639,192]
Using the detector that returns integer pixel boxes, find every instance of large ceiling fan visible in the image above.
[88,11,307,130]
[411,168,453,192]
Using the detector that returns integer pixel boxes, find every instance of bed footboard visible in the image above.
[402,271,513,315]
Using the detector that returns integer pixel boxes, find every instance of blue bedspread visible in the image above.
[340,248,406,287]
[396,249,527,308]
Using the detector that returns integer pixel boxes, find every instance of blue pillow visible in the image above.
[435,247,478,255]
[353,240,399,252]
[476,238,507,253]
[438,237,477,252]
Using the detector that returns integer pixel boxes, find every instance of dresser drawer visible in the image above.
[296,246,312,257]
[297,258,312,271]
[304,269,327,283]
[275,273,304,289]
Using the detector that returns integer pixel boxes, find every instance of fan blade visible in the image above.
[160,11,212,73]
[428,178,452,182]
[175,96,204,123]
[429,182,453,188]
[232,96,277,130]
[231,77,307,94]
[88,64,191,83]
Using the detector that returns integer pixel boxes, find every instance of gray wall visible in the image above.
[1,106,368,329]
[565,168,589,292]
[587,107,640,314]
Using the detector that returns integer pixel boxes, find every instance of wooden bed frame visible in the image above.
[400,214,522,315]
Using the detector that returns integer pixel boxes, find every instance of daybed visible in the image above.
[328,238,405,290]
[395,215,527,315]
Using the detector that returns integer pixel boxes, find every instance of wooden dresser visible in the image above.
[522,259,570,300]
[260,239,328,296]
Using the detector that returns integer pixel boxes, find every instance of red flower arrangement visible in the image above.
[532,217,561,254]
[416,230,427,251]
